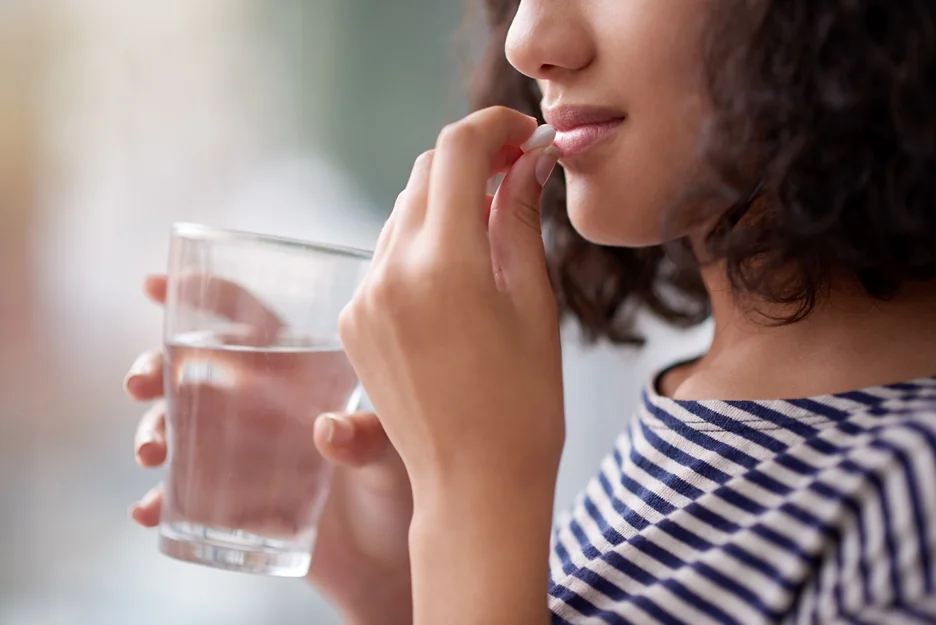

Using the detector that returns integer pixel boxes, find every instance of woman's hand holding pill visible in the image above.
[338,106,563,625]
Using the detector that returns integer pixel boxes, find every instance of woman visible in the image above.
[126,0,936,623]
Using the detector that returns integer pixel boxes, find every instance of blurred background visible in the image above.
[0,1,711,623]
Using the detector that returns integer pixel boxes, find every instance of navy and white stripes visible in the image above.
[549,375,936,624]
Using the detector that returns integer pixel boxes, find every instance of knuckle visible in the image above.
[415,248,479,294]
[483,105,512,120]
[371,260,440,321]
[403,149,435,193]
[475,105,532,129]
[413,149,435,170]
[393,189,409,207]
[368,268,404,306]
[369,284,409,326]
[436,123,458,146]
[338,302,358,341]
[437,121,478,150]
[513,197,544,233]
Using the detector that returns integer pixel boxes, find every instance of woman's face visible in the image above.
[506,0,711,246]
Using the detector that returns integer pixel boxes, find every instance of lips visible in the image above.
[542,106,626,159]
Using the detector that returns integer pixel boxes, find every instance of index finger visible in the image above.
[152,273,284,341]
[426,107,538,239]
[177,274,284,338]
[146,274,281,333]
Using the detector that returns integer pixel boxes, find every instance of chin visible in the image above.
[563,175,666,248]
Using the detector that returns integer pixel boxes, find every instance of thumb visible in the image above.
[489,142,561,294]
[313,411,396,467]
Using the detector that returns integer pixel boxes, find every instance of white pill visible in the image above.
[520,124,557,153]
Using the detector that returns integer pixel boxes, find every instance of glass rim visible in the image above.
[171,222,374,260]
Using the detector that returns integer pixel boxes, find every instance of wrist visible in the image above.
[409,442,561,546]
[409,432,564,510]
[412,471,557,528]
[406,476,555,625]
[410,483,556,574]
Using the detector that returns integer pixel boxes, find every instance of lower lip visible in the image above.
[553,119,624,159]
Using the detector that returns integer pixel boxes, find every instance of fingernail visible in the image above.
[136,440,160,464]
[124,353,156,392]
[536,146,561,187]
[322,413,354,446]
[521,124,557,153]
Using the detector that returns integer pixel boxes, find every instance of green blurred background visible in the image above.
[271,0,469,206]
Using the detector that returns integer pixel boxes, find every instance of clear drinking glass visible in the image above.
[158,223,371,577]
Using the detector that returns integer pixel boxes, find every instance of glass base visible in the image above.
[158,522,313,577]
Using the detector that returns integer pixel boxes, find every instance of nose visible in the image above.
[505,0,595,81]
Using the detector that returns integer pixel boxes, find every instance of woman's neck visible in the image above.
[663,264,936,401]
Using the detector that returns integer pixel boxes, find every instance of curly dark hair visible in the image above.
[469,0,936,344]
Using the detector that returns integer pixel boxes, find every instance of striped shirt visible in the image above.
[549,373,936,624]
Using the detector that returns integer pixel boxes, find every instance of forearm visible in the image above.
[409,476,556,625]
